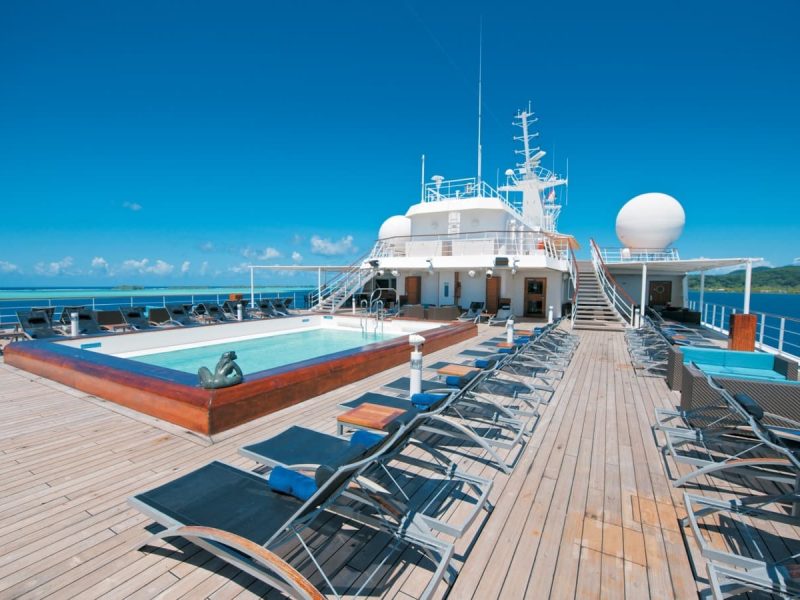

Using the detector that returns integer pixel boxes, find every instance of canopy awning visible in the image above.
[605,257,761,275]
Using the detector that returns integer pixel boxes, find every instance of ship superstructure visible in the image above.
[311,108,578,320]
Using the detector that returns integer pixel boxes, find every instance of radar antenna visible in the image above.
[513,104,544,178]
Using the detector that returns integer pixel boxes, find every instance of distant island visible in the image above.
[688,265,800,293]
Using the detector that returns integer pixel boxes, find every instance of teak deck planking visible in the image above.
[0,324,795,599]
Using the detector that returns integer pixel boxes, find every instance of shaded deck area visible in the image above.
[0,325,792,598]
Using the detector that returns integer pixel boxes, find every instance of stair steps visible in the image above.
[572,260,627,331]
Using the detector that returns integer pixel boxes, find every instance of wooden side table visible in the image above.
[436,364,480,378]
[337,403,407,435]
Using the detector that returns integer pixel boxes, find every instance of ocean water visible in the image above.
[687,291,800,356]
[132,328,401,375]
[687,291,800,320]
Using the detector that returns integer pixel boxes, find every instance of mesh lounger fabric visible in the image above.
[133,461,301,544]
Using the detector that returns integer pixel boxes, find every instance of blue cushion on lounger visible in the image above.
[475,358,497,369]
[268,465,317,501]
[411,392,448,409]
[350,430,384,449]
[498,347,514,354]
[515,336,530,344]
[445,371,477,388]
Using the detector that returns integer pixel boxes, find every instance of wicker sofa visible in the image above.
[666,345,798,391]
[678,348,800,423]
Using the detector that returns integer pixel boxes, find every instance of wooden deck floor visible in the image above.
[0,326,789,599]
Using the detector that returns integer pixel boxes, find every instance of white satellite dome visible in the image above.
[378,215,411,245]
[615,192,685,249]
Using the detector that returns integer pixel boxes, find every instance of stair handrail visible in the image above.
[309,241,389,311]
[569,248,579,328]
[589,238,636,326]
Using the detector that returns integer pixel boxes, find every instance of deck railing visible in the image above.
[688,299,800,359]
[600,247,681,263]
[590,238,637,326]
[0,289,314,330]
[373,230,571,261]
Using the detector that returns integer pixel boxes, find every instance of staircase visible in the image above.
[573,260,627,331]
[309,242,390,313]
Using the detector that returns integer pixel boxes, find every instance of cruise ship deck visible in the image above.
[0,325,793,599]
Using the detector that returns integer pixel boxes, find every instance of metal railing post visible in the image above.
[778,318,786,352]
[759,313,766,346]
[720,307,725,331]
[711,305,717,329]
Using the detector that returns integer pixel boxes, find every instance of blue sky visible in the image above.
[1,0,798,286]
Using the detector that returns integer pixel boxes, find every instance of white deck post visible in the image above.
[249,267,255,309]
[681,274,688,307]
[699,271,705,317]
[743,260,752,314]
[639,263,647,322]
[317,267,322,306]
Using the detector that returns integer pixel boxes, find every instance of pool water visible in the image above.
[132,327,402,375]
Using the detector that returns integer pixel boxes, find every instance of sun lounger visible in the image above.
[131,418,454,599]
[487,303,512,325]
[239,422,493,540]
[118,306,153,330]
[94,309,130,331]
[165,303,196,325]
[57,306,108,336]
[250,299,280,318]
[146,307,181,327]
[654,377,800,490]
[16,309,65,340]
[342,382,528,474]
[221,300,247,320]
[682,491,800,599]
[193,302,226,322]
[271,299,291,316]
[458,301,485,323]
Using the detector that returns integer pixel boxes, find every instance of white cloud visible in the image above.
[199,261,209,276]
[120,258,174,276]
[181,260,191,274]
[148,259,174,275]
[199,241,215,252]
[310,235,356,256]
[241,246,282,261]
[291,251,303,263]
[0,260,20,274]
[794,257,800,265]
[90,256,112,275]
[123,201,143,212]
[34,256,75,276]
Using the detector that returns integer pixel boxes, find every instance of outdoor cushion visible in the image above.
[411,392,447,409]
[350,430,384,448]
[269,465,317,501]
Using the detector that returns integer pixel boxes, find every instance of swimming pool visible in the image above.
[131,328,402,374]
[5,315,477,436]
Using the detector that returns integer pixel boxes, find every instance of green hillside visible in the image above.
[687,265,800,293]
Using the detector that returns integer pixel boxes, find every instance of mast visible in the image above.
[476,19,483,188]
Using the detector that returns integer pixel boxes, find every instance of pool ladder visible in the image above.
[359,299,384,336]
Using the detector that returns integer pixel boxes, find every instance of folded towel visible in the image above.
[411,392,448,409]
[445,373,477,388]
[475,358,497,369]
[350,430,385,448]
[269,465,317,501]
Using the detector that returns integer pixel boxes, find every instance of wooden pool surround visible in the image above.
[4,320,477,436]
